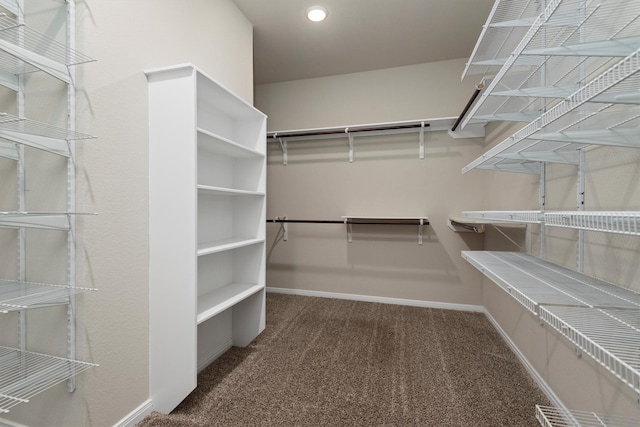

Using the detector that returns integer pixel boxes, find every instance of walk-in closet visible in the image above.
[0,0,638,426]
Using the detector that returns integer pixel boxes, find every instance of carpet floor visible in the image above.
[138,293,549,426]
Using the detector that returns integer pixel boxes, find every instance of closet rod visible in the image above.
[268,121,430,139]
[451,81,484,132]
[267,219,428,225]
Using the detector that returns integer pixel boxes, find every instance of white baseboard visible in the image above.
[482,309,568,413]
[266,287,484,313]
[197,340,232,373]
[113,398,154,427]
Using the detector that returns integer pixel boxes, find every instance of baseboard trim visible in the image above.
[113,398,154,427]
[197,340,233,373]
[266,287,484,313]
[482,309,568,413]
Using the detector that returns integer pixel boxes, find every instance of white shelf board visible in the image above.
[540,306,640,394]
[545,211,640,236]
[197,237,264,257]
[0,346,97,413]
[197,283,264,324]
[197,185,264,197]
[197,128,264,159]
[536,405,640,427]
[0,280,96,313]
[462,251,640,314]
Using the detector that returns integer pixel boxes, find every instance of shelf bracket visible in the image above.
[346,129,354,163]
[419,121,425,160]
[278,138,287,165]
[346,219,353,242]
[278,216,288,241]
[418,218,424,245]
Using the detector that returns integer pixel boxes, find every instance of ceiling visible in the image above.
[232,0,495,85]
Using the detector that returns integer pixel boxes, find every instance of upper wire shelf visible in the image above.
[0,346,97,413]
[0,112,95,159]
[0,13,95,85]
[535,405,640,427]
[461,0,640,130]
[0,279,96,313]
[463,47,640,174]
[545,211,640,235]
[462,0,543,79]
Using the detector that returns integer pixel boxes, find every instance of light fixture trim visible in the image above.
[306,6,327,22]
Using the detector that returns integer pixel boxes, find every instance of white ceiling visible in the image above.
[232,0,495,85]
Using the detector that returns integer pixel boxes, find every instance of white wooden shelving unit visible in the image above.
[0,0,97,415]
[461,0,640,424]
[146,63,267,414]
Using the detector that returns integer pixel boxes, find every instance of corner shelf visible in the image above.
[460,210,543,223]
[0,280,96,313]
[463,251,640,395]
[0,346,97,414]
[535,405,639,427]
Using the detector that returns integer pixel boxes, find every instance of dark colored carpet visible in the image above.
[138,293,548,426]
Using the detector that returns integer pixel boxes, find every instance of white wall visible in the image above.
[257,59,488,308]
[0,1,254,426]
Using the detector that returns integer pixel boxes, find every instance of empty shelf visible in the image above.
[462,251,640,314]
[462,48,640,174]
[536,405,640,427]
[0,280,96,313]
[540,306,640,394]
[197,237,264,256]
[544,211,640,235]
[197,185,264,197]
[0,14,94,84]
[0,212,95,230]
[197,128,264,159]
[461,210,543,223]
[0,346,97,413]
[0,113,95,158]
[197,283,264,324]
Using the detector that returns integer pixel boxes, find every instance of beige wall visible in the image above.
[257,59,488,308]
[0,1,254,426]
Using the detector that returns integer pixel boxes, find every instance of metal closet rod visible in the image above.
[451,81,484,132]
[268,122,430,139]
[266,218,428,225]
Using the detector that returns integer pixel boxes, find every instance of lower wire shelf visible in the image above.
[463,251,640,396]
[535,405,639,427]
[0,346,97,413]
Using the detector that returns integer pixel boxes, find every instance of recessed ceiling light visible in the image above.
[306,6,327,22]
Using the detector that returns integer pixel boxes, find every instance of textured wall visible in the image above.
[0,0,254,426]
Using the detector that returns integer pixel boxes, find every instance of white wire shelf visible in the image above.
[0,212,95,230]
[462,251,640,314]
[0,13,94,85]
[461,210,543,223]
[545,211,640,235]
[540,306,640,394]
[536,405,640,427]
[462,0,543,78]
[0,113,96,159]
[461,0,640,130]
[0,346,97,413]
[0,279,96,313]
[462,48,640,174]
